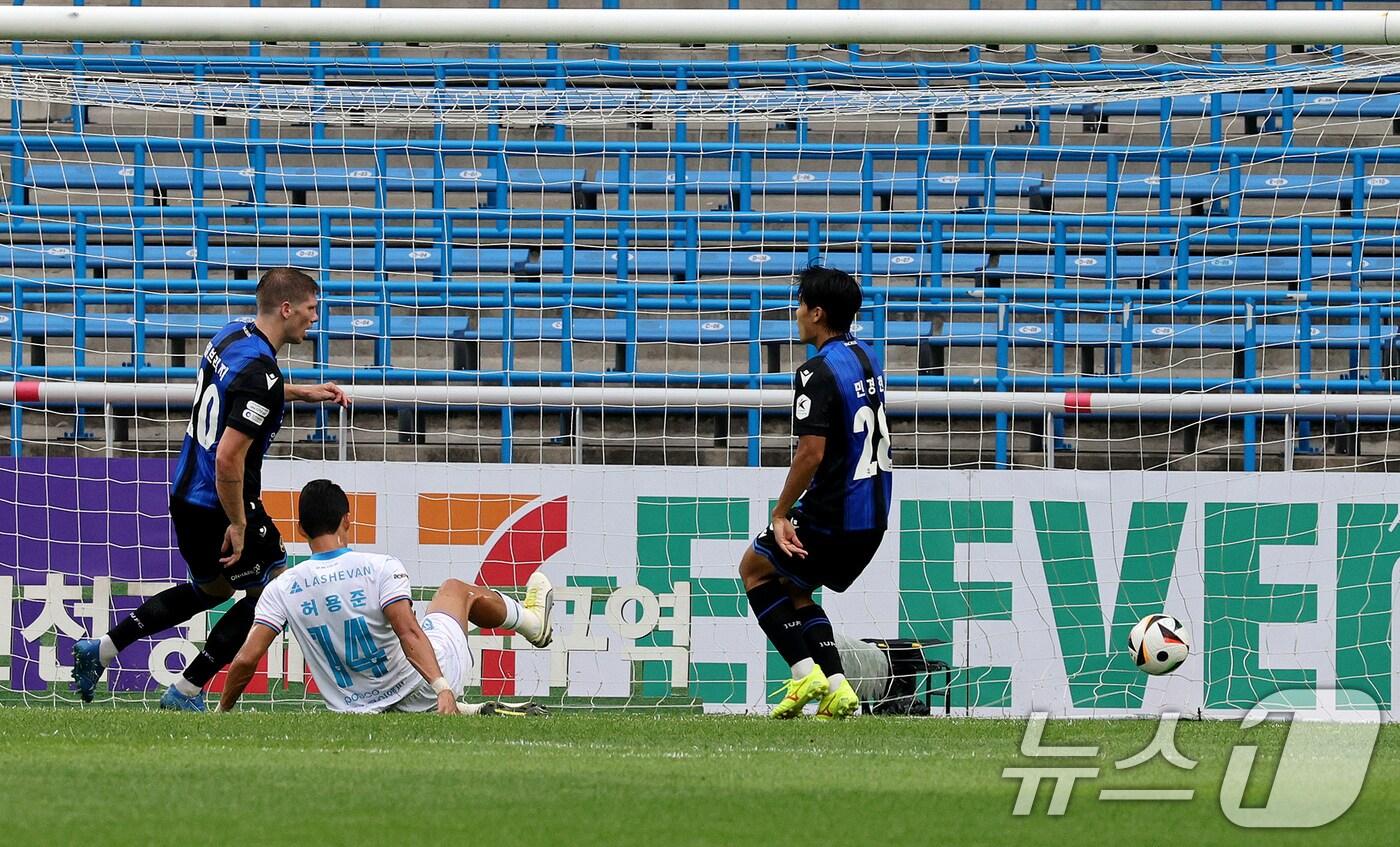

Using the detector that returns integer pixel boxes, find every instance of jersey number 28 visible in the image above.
[852,403,893,480]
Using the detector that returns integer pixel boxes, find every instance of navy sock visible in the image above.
[182,594,257,689]
[107,583,223,652]
[745,580,810,667]
[797,604,843,677]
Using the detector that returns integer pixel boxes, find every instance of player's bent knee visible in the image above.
[437,577,470,595]
[427,579,475,631]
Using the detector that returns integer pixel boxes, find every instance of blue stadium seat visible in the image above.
[1082,92,1400,134]
[455,315,930,372]
[0,310,473,368]
[821,251,991,279]
[0,244,129,271]
[578,169,1042,210]
[1350,255,1400,282]
[0,244,527,275]
[0,311,471,340]
[21,164,584,205]
[985,254,1174,285]
[985,252,1356,287]
[524,249,818,279]
[1039,171,1400,215]
[926,320,1399,378]
[524,248,989,281]
[1042,171,1215,203]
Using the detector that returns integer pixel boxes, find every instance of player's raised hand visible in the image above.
[772,516,807,559]
[220,523,247,566]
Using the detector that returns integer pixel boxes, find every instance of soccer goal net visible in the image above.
[3,7,1400,718]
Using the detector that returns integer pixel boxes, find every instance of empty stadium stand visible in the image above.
[6,0,1400,470]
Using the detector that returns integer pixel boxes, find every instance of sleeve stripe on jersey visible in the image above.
[253,618,283,633]
[381,594,411,610]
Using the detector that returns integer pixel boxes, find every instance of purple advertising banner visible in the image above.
[0,458,188,694]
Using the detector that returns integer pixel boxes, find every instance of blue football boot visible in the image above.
[158,684,208,713]
[71,638,104,703]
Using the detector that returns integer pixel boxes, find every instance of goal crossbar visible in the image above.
[0,7,1395,46]
[7,383,1400,418]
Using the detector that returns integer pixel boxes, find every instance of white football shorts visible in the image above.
[388,612,473,713]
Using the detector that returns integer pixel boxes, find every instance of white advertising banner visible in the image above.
[4,458,1395,718]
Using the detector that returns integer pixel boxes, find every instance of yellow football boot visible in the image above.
[814,679,859,720]
[771,666,829,719]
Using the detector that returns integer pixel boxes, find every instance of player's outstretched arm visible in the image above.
[384,600,458,715]
[285,381,351,408]
[770,434,826,558]
[218,624,278,712]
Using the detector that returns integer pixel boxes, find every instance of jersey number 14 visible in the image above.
[308,617,390,688]
[852,403,893,480]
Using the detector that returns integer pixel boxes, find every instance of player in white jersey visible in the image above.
[218,479,554,715]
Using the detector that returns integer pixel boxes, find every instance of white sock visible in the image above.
[172,677,202,698]
[827,673,847,691]
[791,658,815,678]
[98,635,118,666]
[496,592,524,630]
[503,594,543,642]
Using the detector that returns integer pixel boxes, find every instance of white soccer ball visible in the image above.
[1127,614,1190,675]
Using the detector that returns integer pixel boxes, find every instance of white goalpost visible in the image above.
[0,7,1396,45]
[3,5,1400,719]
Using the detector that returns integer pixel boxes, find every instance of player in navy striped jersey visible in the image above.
[72,268,350,710]
[740,266,892,720]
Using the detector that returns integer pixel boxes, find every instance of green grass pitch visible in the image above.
[1,710,1396,846]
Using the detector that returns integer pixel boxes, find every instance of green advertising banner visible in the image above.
[5,460,1394,718]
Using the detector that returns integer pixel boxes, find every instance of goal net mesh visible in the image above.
[4,33,1399,716]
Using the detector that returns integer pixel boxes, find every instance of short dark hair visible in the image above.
[298,478,350,539]
[796,265,862,333]
[256,267,319,315]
